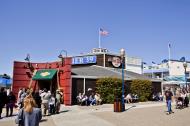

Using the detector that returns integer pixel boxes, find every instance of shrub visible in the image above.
[96,77,122,103]
[130,79,152,102]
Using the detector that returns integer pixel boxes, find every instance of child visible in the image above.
[49,94,56,115]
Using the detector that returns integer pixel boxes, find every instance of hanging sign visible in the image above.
[72,56,97,65]
[112,57,121,67]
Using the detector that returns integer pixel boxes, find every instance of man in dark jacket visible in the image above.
[0,87,7,119]
[33,91,42,108]
[165,88,174,114]
[6,91,16,117]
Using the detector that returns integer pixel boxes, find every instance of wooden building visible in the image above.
[12,48,162,105]
[12,58,72,105]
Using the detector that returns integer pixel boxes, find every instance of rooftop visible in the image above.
[72,65,161,82]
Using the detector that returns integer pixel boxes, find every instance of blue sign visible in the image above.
[0,77,12,87]
[72,56,97,65]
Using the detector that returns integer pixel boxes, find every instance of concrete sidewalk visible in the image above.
[0,102,189,126]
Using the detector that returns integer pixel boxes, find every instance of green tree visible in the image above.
[96,77,122,103]
[130,79,152,102]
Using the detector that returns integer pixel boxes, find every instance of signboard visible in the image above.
[0,78,12,86]
[112,57,121,67]
[72,56,97,65]
[126,56,142,66]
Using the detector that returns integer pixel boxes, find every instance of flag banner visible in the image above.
[143,62,147,64]
[180,57,186,62]
[162,59,168,63]
[152,61,156,64]
[99,28,108,36]
[168,43,171,48]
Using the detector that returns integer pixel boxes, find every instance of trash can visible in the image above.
[114,98,122,112]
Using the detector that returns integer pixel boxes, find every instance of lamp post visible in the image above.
[24,53,33,69]
[58,50,67,67]
[120,48,125,112]
[24,54,30,62]
[183,62,188,91]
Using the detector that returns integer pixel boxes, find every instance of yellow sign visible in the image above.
[40,72,50,77]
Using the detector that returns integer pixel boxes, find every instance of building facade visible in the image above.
[143,60,190,79]
[125,56,142,74]
[12,48,160,105]
[12,58,72,105]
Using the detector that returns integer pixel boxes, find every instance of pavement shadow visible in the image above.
[11,114,18,117]
[125,105,136,111]
[1,114,17,119]
[40,119,48,122]
[59,110,70,114]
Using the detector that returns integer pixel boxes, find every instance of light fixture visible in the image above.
[58,50,67,67]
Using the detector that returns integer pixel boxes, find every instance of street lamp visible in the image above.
[24,53,33,70]
[120,48,125,112]
[24,54,30,62]
[58,50,67,67]
[183,61,188,91]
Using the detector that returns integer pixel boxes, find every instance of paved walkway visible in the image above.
[0,102,189,126]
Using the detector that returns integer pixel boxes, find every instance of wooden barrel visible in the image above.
[114,98,122,112]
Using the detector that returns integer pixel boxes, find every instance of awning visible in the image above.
[32,69,57,80]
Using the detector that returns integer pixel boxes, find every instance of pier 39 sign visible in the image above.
[72,56,97,65]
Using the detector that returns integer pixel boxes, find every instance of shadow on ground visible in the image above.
[59,110,70,114]
[40,119,48,122]
[125,105,136,111]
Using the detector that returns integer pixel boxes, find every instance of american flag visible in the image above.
[99,28,108,36]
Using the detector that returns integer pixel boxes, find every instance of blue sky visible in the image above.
[0,0,190,76]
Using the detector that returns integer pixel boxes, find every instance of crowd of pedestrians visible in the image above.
[124,93,139,103]
[0,87,64,126]
[164,87,190,115]
[173,87,189,109]
[17,88,63,116]
[0,87,16,119]
[76,92,102,106]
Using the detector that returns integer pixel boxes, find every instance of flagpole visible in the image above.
[98,28,101,48]
[151,63,153,78]
[168,43,171,76]
[168,43,171,61]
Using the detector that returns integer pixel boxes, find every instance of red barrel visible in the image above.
[114,98,122,112]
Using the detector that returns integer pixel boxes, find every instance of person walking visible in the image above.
[17,88,23,108]
[0,87,7,119]
[55,90,62,114]
[19,88,27,109]
[6,91,16,117]
[41,88,50,116]
[49,94,56,115]
[33,91,42,108]
[165,88,174,114]
[15,94,42,126]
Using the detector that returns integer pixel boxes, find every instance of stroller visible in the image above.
[176,97,183,109]
[184,96,189,107]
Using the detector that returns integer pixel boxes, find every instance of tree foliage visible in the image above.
[130,79,152,102]
[96,77,122,103]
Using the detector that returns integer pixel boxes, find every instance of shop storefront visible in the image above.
[12,50,162,105]
[12,58,72,105]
